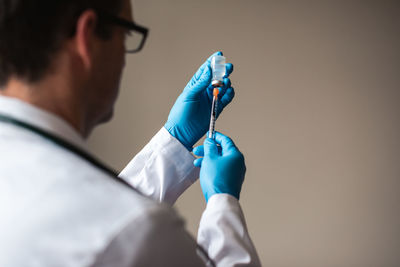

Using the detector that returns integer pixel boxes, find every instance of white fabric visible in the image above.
[119,127,199,205]
[0,95,261,266]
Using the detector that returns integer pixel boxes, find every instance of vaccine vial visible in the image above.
[211,55,226,87]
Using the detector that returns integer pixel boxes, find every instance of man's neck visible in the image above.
[0,78,88,138]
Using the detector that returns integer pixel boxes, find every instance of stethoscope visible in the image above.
[0,113,215,267]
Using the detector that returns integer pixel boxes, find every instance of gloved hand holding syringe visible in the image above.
[208,55,227,139]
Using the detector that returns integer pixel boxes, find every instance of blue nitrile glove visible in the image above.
[193,132,246,202]
[164,52,235,151]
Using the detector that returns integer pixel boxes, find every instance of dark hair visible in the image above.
[0,0,124,87]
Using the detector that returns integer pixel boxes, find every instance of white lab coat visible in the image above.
[0,95,261,266]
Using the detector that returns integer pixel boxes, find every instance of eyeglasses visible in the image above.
[96,10,149,53]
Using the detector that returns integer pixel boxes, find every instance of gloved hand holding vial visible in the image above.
[165,52,234,151]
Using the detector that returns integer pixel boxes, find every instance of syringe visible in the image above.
[208,88,219,139]
[208,55,226,139]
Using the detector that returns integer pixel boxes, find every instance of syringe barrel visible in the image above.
[211,55,226,86]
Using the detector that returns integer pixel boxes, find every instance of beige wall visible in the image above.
[88,1,400,266]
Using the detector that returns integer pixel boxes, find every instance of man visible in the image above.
[0,0,261,266]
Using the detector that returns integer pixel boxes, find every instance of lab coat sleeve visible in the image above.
[119,127,199,205]
[198,194,262,266]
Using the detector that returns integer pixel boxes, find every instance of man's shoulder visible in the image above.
[0,122,157,208]
[0,122,116,185]
[0,126,180,266]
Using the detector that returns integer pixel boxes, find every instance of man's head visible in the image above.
[0,0,135,137]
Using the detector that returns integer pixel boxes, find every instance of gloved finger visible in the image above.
[219,87,235,110]
[206,84,214,101]
[213,132,238,154]
[217,78,231,99]
[223,77,232,89]
[192,52,230,87]
[193,158,203,168]
[192,145,204,157]
[194,51,227,90]
[216,87,235,115]
[191,51,222,84]
[189,51,223,88]
[217,144,222,155]
[183,65,212,98]
[203,138,219,156]
[224,63,234,78]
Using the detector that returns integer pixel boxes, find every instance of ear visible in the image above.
[74,9,98,70]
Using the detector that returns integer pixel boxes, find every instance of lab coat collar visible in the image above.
[0,95,88,151]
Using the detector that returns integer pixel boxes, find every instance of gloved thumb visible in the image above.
[203,138,219,157]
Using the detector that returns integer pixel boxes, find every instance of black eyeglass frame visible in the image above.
[96,10,149,53]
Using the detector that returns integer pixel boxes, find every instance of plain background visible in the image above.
[88,1,400,266]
